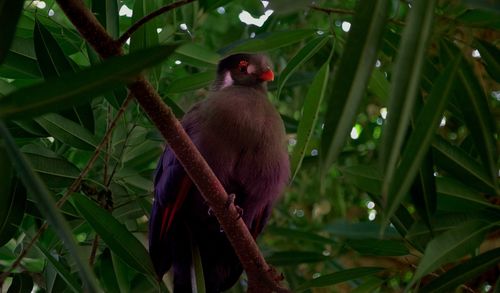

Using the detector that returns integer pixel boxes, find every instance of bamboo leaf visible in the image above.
[297,267,384,291]
[474,39,500,82]
[191,245,206,293]
[380,0,437,198]
[291,61,329,180]
[0,45,177,120]
[72,193,156,278]
[321,0,388,172]
[0,121,101,292]
[266,251,329,266]
[383,55,461,227]
[35,243,80,293]
[166,71,215,93]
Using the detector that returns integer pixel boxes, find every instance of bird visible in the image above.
[148,53,290,292]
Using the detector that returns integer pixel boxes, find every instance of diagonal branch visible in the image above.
[55,0,289,292]
[117,0,195,45]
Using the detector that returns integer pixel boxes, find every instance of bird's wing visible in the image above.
[149,147,193,278]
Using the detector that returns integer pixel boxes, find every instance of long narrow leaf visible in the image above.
[0,45,177,120]
[225,30,316,54]
[0,121,101,292]
[35,243,80,293]
[321,0,388,173]
[410,219,494,287]
[383,55,462,228]
[380,0,437,198]
[277,36,330,98]
[297,267,384,291]
[0,0,24,63]
[72,193,156,278]
[291,61,329,180]
[421,247,500,292]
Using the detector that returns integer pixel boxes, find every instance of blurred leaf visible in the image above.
[225,30,316,54]
[96,249,121,293]
[267,226,335,245]
[192,245,206,293]
[35,243,80,293]
[291,61,329,181]
[456,9,500,28]
[383,54,461,227]
[367,69,389,103]
[296,267,384,291]
[266,251,329,266]
[199,0,231,11]
[410,219,494,286]
[474,39,500,82]
[321,0,388,172]
[380,0,437,198]
[92,0,120,38]
[326,220,400,239]
[277,35,330,99]
[341,164,382,195]
[34,114,98,150]
[420,247,500,292]
[166,71,215,93]
[268,0,311,15]
[72,193,156,278]
[0,145,26,247]
[351,277,384,293]
[410,150,437,232]
[7,273,33,293]
[0,121,101,292]
[346,239,409,256]
[436,177,500,212]
[0,0,24,63]
[0,45,177,120]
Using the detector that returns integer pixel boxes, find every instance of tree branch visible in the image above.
[118,0,195,45]
[55,0,289,292]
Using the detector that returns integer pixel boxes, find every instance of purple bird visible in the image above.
[149,53,290,292]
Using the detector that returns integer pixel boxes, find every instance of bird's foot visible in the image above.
[225,193,244,220]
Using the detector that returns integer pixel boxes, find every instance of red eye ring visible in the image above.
[238,60,249,72]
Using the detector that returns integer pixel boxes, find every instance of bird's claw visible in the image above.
[225,193,244,220]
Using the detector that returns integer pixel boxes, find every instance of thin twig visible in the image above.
[0,94,134,282]
[56,1,290,291]
[117,0,195,45]
[89,235,99,266]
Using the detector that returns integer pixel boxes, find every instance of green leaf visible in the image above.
[191,245,206,293]
[0,0,24,63]
[432,136,496,193]
[266,251,329,266]
[0,144,26,246]
[34,113,99,150]
[35,243,80,293]
[291,61,329,180]
[410,150,437,232]
[380,0,437,199]
[456,9,500,29]
[321,0,388,171]
[22,145,81,188]
[0,50,42,79]
[267,226,335,245]
[96,249,121,293]
[474,39,500,82]
[443,41,498,192]
[7,273,33,293]
[72,193,156,278]
[0,121,101,292]
[296,267,384,291]
[176,43,219,66]
[92,0,120,38]
[326,220,400,239]
[383,54,462,227]
[225,30,317,54]
[421,247,500,292]
[436,177,500,212]
[410,219,494,286]
[166,71,215,93]
[346,239,409,256]
[277,36,330,99]
[0,45,177,120]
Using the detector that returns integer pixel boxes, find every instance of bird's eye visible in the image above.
[238,60,249,73]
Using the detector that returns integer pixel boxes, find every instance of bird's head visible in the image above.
[214,53,274,90]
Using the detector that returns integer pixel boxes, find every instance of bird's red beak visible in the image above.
[259,69,274,81]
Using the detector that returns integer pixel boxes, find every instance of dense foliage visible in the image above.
[0,0,499,292]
